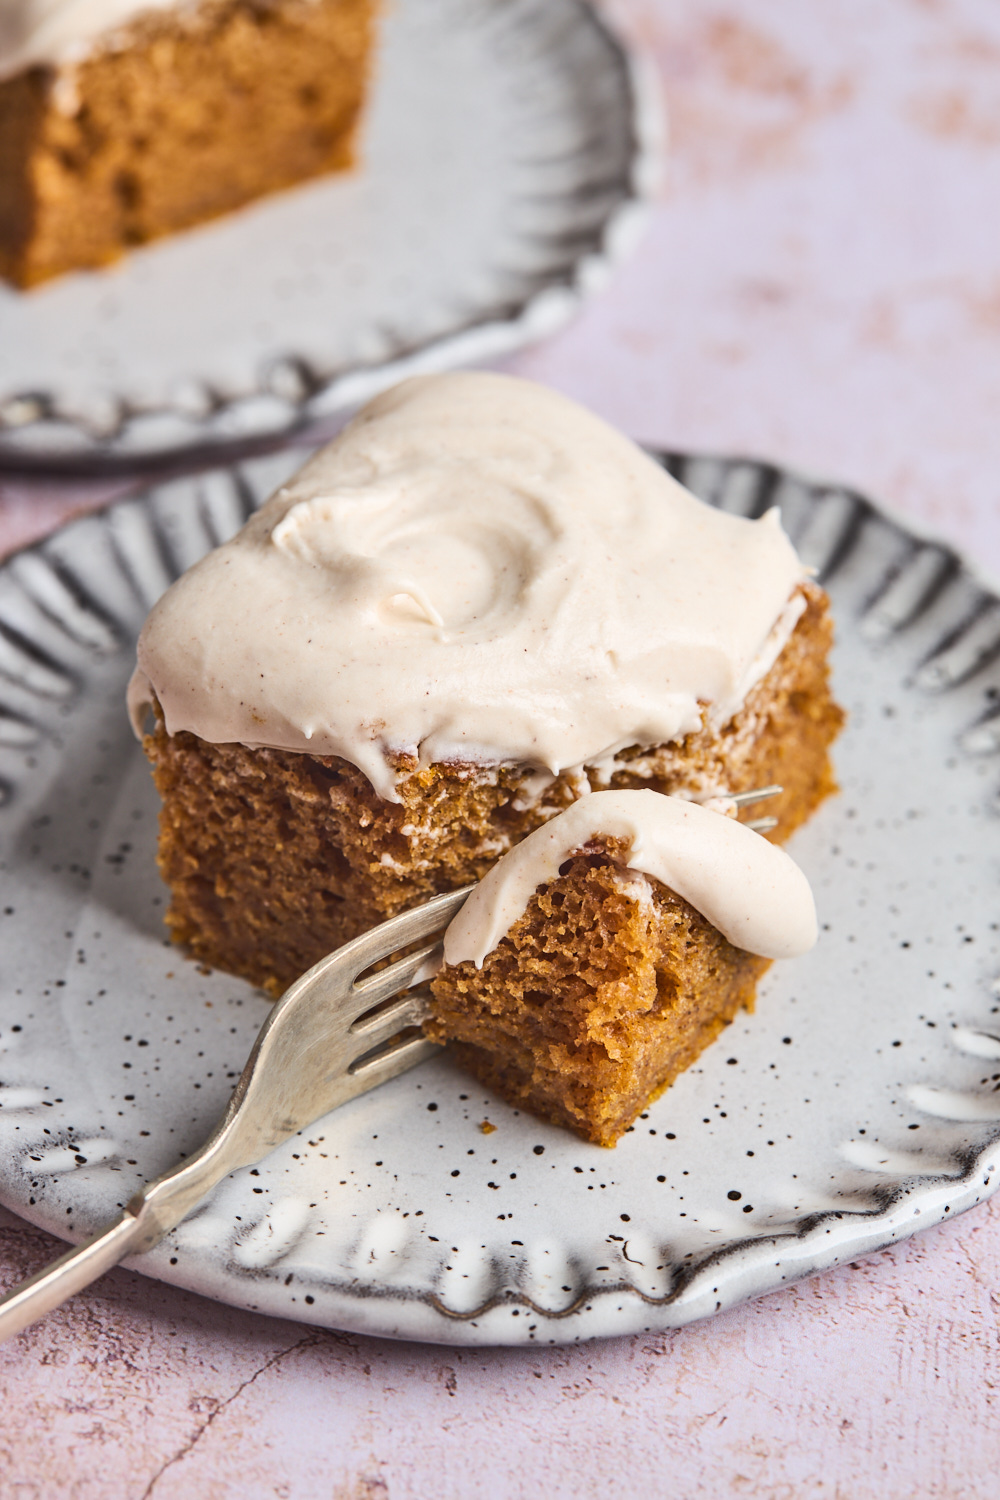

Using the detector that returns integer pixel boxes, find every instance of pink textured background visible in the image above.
[2,1,1000,1493]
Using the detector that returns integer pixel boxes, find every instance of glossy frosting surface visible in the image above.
[0,0,182,79]
[131,372,806,801]
[443,789,818,966]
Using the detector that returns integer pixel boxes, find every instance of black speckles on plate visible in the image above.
[2,452,1000,1345]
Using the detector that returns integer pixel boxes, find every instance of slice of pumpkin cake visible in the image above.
[128,371,841,1004]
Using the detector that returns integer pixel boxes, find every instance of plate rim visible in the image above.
[0,445,998,1347]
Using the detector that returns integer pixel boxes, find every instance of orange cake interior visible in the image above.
[0,0,377,287]
[427,838,771,1147]
[142,579,841,1001]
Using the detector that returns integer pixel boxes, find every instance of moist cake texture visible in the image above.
[143,575,839,997]
[428,792,817,1146]
[0,0,377,287]
[431,842,770,1147]
[130,372,843,1133]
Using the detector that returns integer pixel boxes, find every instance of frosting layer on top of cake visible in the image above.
[0,0,183,79]
[130,372,806,802]
[443,789,818,966]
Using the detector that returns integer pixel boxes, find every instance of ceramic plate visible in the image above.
[0,449,999,1347]
[0,0,658,471]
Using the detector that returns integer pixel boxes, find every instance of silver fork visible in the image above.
[0,883,473,1343]
[0,782,783,1341]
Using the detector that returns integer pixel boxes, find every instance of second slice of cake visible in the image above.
[0,0,377,286]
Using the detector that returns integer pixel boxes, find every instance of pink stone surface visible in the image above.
[2,1,1000,1493]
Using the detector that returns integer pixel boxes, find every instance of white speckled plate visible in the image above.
[0,0,658,471]
[0,449,999,1347]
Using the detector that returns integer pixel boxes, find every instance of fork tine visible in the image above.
[347,1031,441,1087]
[351,884,476,963]
[351,940,441,1012]
[290,883,473,1029]
[731,784,783,807]
[349,983,434,1045]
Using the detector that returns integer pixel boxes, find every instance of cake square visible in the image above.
[129,372,843,1135]
[0,0,377,287]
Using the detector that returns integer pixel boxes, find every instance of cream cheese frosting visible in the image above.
[129,371,808,803]
[442,789,818,968]
[0,0,182,80]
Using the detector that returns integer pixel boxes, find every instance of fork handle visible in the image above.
[0,1210,145,1341]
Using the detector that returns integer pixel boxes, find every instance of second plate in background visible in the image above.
[0,0,660,468]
